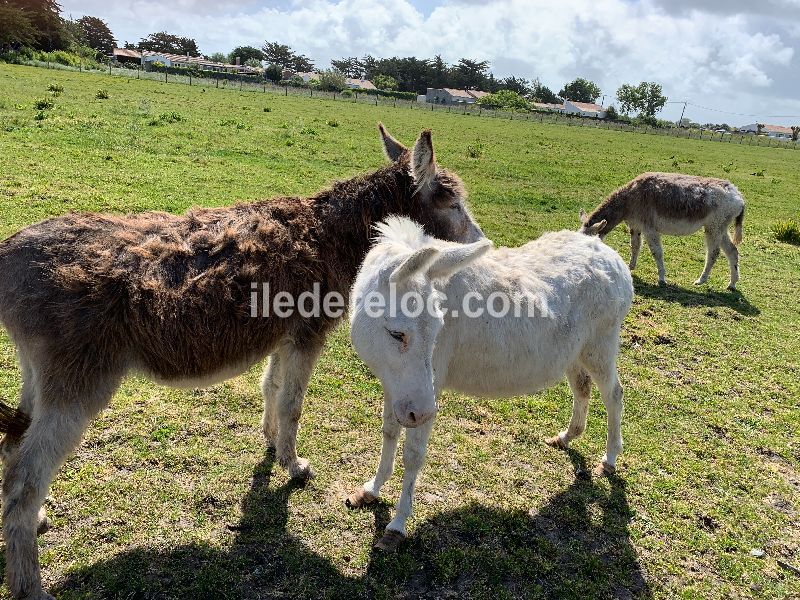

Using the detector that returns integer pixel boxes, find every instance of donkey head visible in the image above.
[578,208,608,237]
[350,217,491,428]
[379,124,485,244]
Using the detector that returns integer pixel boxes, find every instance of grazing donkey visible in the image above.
[579,172,745,289]
[346,217,633,550]
[0,125,484,599]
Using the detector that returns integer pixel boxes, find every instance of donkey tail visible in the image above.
[733,206,744,246]
[0,400,31,440]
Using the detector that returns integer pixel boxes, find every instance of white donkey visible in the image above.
[346,217,633,550]
[579,172,745,290]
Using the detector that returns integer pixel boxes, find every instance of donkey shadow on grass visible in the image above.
[44,449,651,600]
[632,275,760,317]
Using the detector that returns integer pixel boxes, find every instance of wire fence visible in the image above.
[23,60,800,151]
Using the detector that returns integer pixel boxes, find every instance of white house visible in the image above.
[139,50,254,73]
[532,102,565,113]
[425,88,487,105]
[563,100,607,119]
[345,78,376,90]
[738,123,794,139]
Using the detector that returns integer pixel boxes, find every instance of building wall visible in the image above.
[425,88,476,104]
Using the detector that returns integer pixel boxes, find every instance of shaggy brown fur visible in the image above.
[0,132,475,394]
[0,126,484,600]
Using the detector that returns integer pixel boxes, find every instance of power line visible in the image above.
[665,100,800,119]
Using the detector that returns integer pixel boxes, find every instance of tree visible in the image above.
[138,32,199,56]
[430,54,448,88]
[616,82,667,117]
[318,69,346,91]
[331,57,363,78]
[756,123,765,135]
[0,5,38,49]
[6,0,66,50]
[264,64,282,82]
[604,104,619,121]
[530,78,560,104]
[559,78,601,103]
[291,53,314,72]
[373,74,398,90]
[229,45,263,65]
[452,58,490,90]
[477,89,529,111]
[77,16,114,55]
[792,126,799,142]
[499,75,530,96]
[208,51,227,63]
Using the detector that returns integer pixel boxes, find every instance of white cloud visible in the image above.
[59,0,800,125]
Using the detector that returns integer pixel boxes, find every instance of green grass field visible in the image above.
[0,63,798,599]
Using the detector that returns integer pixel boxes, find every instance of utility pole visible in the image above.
[678,101,687,127]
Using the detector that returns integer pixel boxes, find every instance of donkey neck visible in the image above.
[590,192,628,232]
[313,161,417,293]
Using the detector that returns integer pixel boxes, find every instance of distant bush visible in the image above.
[466,140,485,159]
[47,83,64,93]
[148,111,183,126]
[773,219,800,245]
[33,98,54,110]
[477,90,529,111]
[326,119,339,127]
[95,89,109,100]
[340,89,353,98]
[40,50,81,67]
[318,69,346,92]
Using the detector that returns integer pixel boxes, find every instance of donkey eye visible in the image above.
[386,329,406,342]
[450,203,461,211]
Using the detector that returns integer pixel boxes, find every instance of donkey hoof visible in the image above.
[727,283,737,291]
[592,462,616,477]
[658,279,668,287]
[288,458,314,481]
[345,489,377,509]
[544,435,568,450]
[693,278,706,286]
[374,529,406,552]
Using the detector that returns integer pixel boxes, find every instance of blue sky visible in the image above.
[59,0,800,126]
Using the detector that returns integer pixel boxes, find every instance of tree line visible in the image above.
[1,7,672,121]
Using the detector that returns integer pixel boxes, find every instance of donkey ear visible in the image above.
[585,219,607,235]
[390,247,440,284]
[579,208,588,224]
[427,239,492,282]
[411,130,437,187]
[378,123,407,162]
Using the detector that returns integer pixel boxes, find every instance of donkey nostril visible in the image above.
[408,411,416,423]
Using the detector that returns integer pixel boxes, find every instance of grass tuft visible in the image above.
[772,219,800,245]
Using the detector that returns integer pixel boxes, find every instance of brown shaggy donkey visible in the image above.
[579,172,745,289]
[0,125,484,599]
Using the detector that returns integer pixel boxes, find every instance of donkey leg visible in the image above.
[346,395,401,509]
[580,343,624,476]
[644,231,667,285]
[274,342,323,480]
[3,377,116,600]
[720,234,740,290]
[695,230,722,286]
[0,354,50,536]
[546,365,592,450]
[377,417,435,550]
[629,229,642,270]
[260,353,283,448]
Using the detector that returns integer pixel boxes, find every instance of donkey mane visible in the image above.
[374,215,429,249]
